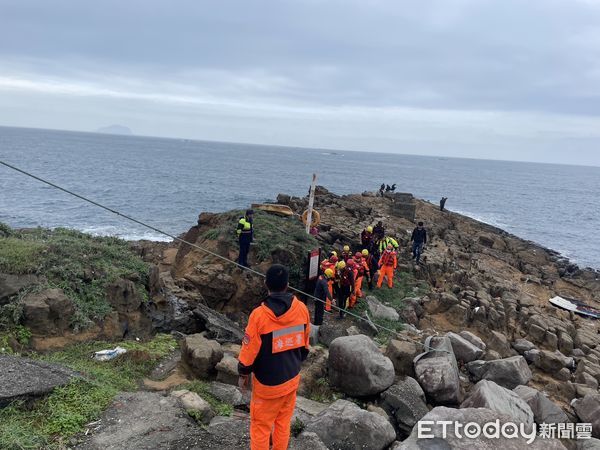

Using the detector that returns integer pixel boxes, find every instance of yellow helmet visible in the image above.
[337,260,346,269]
[343,245,350,252]
[324,268,334,278]
[366,226,373,233]
[331,250,337,257]
[362,249,369,256]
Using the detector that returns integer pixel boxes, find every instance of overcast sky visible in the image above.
[1,0,600,166]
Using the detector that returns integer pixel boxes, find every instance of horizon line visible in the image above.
[1,123,598,170]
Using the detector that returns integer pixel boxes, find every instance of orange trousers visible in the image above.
[326,280,333,311]
[377,266,395,288]
[250,390,297,450]
[355,275,364,298]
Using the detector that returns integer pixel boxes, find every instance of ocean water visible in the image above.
[1,126,599,269]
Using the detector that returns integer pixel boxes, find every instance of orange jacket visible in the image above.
[238,294,310,399]
[379,250,397,269]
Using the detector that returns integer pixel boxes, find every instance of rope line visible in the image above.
[0,159,445,353]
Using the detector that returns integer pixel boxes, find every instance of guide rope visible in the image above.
[0,159,447,353]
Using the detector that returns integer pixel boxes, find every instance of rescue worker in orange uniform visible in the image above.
[354,251,370,299]
[341,245,352,262]
[377,244,398,289]
[334,260,354,318]
[238,264,311,450]
[362,248,376,290]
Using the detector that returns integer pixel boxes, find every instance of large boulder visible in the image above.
[385,339,418,377]
[535,350,571,374]
[573,393,600,439]
[459,331,486,351]
[512,338,536,355]
[397,406,567,449]
[193,303,244,344]
[461,380,534,426]
[21,288,75,335]
[380,377,429,437]
[208,382,245,407]
[0,355,77,406]
[513,385,568,424]
[466,356,532,389]
[318,320,349,346]
[366,296,400,321]
[328,334,394,396]
[446,332,485,363]
[181,334,224,378]
[304,399,396,450]
[414,336,463,405]
[0,273,39,304]
[215,353,239,385]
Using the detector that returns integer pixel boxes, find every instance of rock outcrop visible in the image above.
[398,406,567,449]
[466,356,532,389]
[305,399,396,450]
[461,380,534,426]
[414,336,463,405]
[181,333,224,378]
[0,355,78,406]
[328,334,395,396]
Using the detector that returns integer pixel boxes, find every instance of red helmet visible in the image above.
[330,255,338,263]
[354,252,363,259]
[346,258,355,266]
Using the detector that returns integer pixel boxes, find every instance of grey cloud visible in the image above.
[1,0,600,165]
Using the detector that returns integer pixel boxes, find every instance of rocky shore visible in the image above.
[1,188,599,449]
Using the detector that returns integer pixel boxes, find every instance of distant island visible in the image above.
[96,125,133,135]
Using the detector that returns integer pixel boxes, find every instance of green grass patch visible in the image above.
[0,334,176,449]
[181,380,234,417]
[201,210,319,287]
[0,224,150,331]
[0,238,45,274]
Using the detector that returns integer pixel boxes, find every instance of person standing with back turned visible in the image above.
[237,209,254,267]
[238,265,311,450]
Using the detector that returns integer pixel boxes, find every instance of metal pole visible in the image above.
[305,173,317,234]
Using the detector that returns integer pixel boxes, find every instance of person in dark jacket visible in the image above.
[313,268,334,326]
[236,209,254,267]
[373,221,385,241]
[440,197,448,211]
[411,221,427,264]
[379,183,385,197]
[238,264,310,450]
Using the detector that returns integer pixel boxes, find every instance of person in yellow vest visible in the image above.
[236,209,254,267]
[377,245,398,289]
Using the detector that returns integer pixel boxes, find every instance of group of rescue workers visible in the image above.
[235,208,429,450]
[312,220,405,325]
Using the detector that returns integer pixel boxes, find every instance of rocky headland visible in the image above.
[1,188,599,449]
